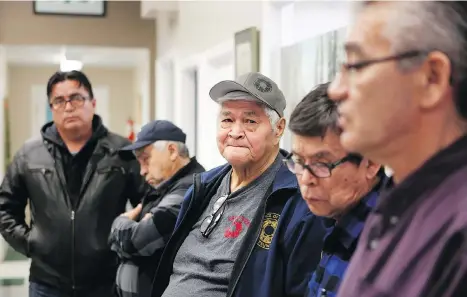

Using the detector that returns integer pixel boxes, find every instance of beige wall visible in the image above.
[132,67,143,131]
[8,65,136,154]
[0,0,156,119]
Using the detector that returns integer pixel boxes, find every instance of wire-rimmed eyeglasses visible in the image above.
[199,194,229,237]
[342,50,426,72]
[283,153,360,178]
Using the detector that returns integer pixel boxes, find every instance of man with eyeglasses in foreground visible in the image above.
[328,1,467,297]
[0,70,153,297]
[286,82,385,297]
[151,72,327,297]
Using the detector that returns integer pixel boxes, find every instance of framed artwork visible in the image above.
[234,27,260,77]
[33,0,107,17]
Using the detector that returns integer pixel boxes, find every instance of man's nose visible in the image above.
[228,122,245,139]
[64,101,75,112]
[328,72,348,103]
[300,168,318,186]
[140,166,148,177]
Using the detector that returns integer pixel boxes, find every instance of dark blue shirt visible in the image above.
[306,189,380,297]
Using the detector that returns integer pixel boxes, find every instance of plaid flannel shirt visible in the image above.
[306,188,380,297]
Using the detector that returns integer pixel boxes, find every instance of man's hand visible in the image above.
[121,204,142,221]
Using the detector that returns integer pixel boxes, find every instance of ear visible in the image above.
[274,118,286,144]
[91,98,97,108]
[167,143,178,161]
[360,158,381,180]
[419,51,452,109]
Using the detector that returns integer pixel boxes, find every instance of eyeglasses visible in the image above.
[199,194,229,237]
[343,50,426,71]
[50,94,89,110]
[340,50,428,81]
[283,154,358,178]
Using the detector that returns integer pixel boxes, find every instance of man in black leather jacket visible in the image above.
[0,70,152,297]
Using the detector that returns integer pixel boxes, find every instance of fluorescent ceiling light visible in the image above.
[60,59,83,72]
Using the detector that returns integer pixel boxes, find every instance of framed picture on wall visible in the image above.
[234,27,260,77]
[33,0,107,17]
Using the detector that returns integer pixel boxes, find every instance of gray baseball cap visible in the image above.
[209,72,286,117]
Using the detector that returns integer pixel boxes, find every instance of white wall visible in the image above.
[133,60,151,132]
[0,46,6,179]
[175,1,262,56]
[280,1,352,47]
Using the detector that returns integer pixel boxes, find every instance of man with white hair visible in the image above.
[109,120,205,297]
[150,72,327,297]
[328,1,467,296]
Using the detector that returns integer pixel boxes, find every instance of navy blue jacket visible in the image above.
[150,156,327,297]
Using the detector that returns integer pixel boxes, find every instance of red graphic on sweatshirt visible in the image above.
[224,216,251,238]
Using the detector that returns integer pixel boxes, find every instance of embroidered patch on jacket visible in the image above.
[257,212,280,250]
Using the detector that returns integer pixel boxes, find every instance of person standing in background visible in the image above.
[0,70,153,297]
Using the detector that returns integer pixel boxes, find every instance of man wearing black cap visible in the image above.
[151,72,326,297]
[109,120,205,297]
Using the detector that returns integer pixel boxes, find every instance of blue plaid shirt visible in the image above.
[306,189,380,297]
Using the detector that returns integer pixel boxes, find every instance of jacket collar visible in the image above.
[155,157,203,195]
[375,133,467,218]
[41,115,108,149]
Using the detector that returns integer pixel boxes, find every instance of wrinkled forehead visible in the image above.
[347,1,397,57]
[218,100,266,117]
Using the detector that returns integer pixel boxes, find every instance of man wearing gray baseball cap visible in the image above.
[151,72,326,297]
[209,72,287,117]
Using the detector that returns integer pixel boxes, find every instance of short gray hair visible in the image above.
[153,140,190,158]
[218,99,281,132]
[355,2,467,77]
[354,1,467,118]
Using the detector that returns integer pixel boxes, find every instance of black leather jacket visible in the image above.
[0,116,151,292]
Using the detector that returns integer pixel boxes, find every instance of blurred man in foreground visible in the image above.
[329,1,467,296]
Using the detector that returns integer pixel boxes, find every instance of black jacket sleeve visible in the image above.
[110,189,186,258]
[0,150,30,256]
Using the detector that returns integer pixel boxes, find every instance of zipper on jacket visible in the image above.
[177,173,201,227]
[46,142,79,292]
[71,210,76,291]
[151,173,203,297]
[54,160,76,291]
